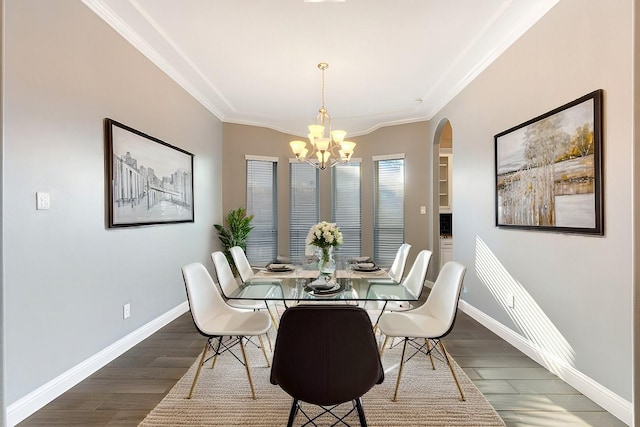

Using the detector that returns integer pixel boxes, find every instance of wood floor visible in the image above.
[18,307,626,426]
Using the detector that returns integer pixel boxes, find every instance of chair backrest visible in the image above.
[230,246,253,282]
[400,249,432,297]
[421,261,466,337]
[387,243,412,283]
[270,305,384,406]
[181,262,231,336]
[211,251,240,297]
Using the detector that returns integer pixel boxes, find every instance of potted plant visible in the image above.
[214,207,254,276]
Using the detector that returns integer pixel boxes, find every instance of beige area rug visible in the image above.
[139,337,505,426]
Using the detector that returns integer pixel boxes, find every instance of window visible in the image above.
[373,155,405,266]
[245,156,278,266]
[332,161,361,260]
[289,161,319,261]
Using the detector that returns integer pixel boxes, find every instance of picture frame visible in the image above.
[105,118,194,228]
[494,89,603,235]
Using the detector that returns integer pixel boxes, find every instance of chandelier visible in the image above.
[289,63,356,170]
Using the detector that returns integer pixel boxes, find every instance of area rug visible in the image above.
[139,338,505,426]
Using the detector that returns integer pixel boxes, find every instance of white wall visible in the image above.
[3,0,222,406]
[430,0,632,409]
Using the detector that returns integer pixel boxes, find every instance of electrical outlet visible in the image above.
[507,294,515,309]
[36,192,50,210]
[123,303,131,319]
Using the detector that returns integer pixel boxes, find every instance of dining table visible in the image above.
[223,266,422,306]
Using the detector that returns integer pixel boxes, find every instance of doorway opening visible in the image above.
[433,119,453,270]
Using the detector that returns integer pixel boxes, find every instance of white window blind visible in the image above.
[331,161,361,261]
[246,158,278,266]
[289,161,319,261]
[374,156,405,266]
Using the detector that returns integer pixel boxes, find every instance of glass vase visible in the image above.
[318,246,336,275]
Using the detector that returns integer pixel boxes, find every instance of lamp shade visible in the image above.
[315,137,330,151]
[308,125,324,139]
[340,140,356,154]
[290,140,307,155]
[331,130,346,144]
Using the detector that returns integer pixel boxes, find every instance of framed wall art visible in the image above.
[495,89,603,235]
[105,118,194,228]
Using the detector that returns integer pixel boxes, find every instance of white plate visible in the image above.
[306,283,341,297]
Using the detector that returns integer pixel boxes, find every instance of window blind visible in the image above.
[374,157,405,267]
[289,162,319,261]
[246,158,277,266]
[332,161,361,261]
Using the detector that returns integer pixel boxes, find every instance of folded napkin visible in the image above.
[349,256,372,263]
[309,276,337,291]
[357,262,376,269]
[269,263,288,269]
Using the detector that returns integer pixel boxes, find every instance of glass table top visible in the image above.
[225,274,420,303]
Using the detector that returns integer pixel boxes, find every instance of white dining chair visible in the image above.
[371,248,432,309]
[230,245,282,283]
[181,262,271,399]
[212,251,280,331]
[378,261,467,401]
[368,243,411,284]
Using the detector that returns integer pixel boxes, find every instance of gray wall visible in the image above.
[429,0,633,402]
[222,121,435,275]
[4,0,221,404]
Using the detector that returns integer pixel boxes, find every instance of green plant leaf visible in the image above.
[213,207,254,276]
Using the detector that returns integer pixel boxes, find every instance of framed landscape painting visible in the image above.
[105,118,194,228]
[494,90,603,235]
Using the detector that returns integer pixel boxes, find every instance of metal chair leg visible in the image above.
[392,338,408,402]
[439,340,465,401]
[426,338,435,370]
[258,334,270,367]
[286,398,299,427]
[355,397,368,426]
[239,336,257,399]
[187,341,209,399]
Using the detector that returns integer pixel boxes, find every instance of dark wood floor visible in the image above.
[18,305,626,426]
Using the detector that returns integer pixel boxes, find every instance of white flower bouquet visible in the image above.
[306,221,343,249]
[306,221,343,267]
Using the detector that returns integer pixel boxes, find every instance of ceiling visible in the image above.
[82,0,558,138]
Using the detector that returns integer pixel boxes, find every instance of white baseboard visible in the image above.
[7,302,189,427]
[458,300,632,426]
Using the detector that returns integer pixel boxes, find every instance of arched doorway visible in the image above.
[433,119,453,272]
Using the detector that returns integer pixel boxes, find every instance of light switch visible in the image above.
[420,206,426,215]
[36,192,50,210]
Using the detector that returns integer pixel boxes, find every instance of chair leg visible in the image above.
[258,334,270,367]
[210,336,222,369]
[425,339,435,370]
[286,398,299,427]
[392,338,409,402]
[187,341,209,399]
[265,330,273,352]
[239,336,257,399]
[379,335,389,356]
[439,340,465,401]
[371,301,388,335]
[265,302,279,331]
[355,397,368,426]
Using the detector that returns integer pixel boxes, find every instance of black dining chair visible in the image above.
[270,304,384,427]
